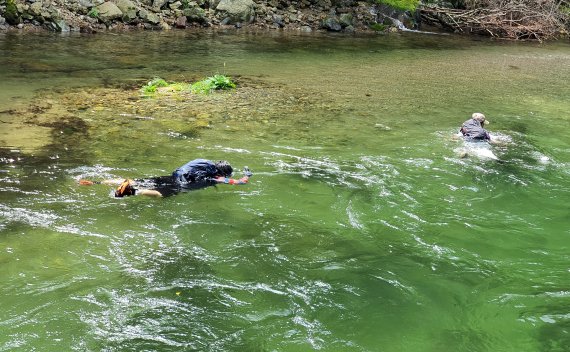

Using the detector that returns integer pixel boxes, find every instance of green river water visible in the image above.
[0,31,569,351]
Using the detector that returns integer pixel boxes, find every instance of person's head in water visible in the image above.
[472,112,488,125]
[215,160,233,177]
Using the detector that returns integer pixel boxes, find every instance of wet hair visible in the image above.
[215,160,233,177]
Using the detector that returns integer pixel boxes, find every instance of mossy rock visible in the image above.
[183,6,206,22]
[5,0,21,25]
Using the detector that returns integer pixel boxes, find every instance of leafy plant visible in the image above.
[87,8,99,18]
[141,77,169,94]
[190,74,236,94]
[376,0,420,11]
[5,0,20,25]
[189,80,211,94]
[370,23,387,31]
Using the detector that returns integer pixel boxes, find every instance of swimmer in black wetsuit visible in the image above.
[80,159,252,197]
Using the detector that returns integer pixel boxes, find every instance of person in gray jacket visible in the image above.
[460,112,491,141]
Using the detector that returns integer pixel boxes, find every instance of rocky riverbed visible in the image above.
[0,0,414,33]
[0,76,347,153]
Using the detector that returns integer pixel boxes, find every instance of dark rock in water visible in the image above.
[55,19,71,32]
[80,25,97,33]
[339,13,353,27]
[322,16,341,31]
[272,14,284,28]
[175,15,187,28]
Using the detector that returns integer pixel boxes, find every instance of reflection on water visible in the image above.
[1,31,569,351]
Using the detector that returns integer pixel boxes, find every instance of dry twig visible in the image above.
[419,1,568,41]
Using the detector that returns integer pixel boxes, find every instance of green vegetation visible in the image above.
[139,75,236,96]
[369,23,387,31]
[168,82,192,91]
[87,8,99,18]
[190,74,236,94]
[5,0,20,25]
[141,77,169,94]
[376,0,420,11]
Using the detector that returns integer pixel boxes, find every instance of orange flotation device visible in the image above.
[115,179,136,197]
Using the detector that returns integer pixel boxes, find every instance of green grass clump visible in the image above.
[87,8,99,18]
[376,0,420,11]
[370,23,387,31]
[141,78,169,94]
[138,74,236,96]
[190,74,236,94]
[5,0,20,25]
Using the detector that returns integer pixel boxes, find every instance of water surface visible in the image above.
[1,31,569,351]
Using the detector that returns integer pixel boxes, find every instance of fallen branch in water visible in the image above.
[419,1,568,41]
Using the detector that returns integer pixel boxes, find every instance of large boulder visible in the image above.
[322,16,341,31]
[138,8,161,24]
[183,6,206,23]
[95,2,123,22]
[152,0,168,10]
[216,0,255,24]
[28,2,43,16]
[339,13,353,27]
[115,0,138,21]
[54,19,71,32]
[175,15,187,27]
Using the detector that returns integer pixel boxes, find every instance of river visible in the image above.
[1,30,569,351]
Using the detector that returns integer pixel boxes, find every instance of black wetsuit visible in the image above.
[460,118,490,141]
[136,159,220,197]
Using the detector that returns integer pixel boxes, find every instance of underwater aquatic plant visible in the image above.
[190,74,236,94]
[141,77,169,94]
[138,75,235,96]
